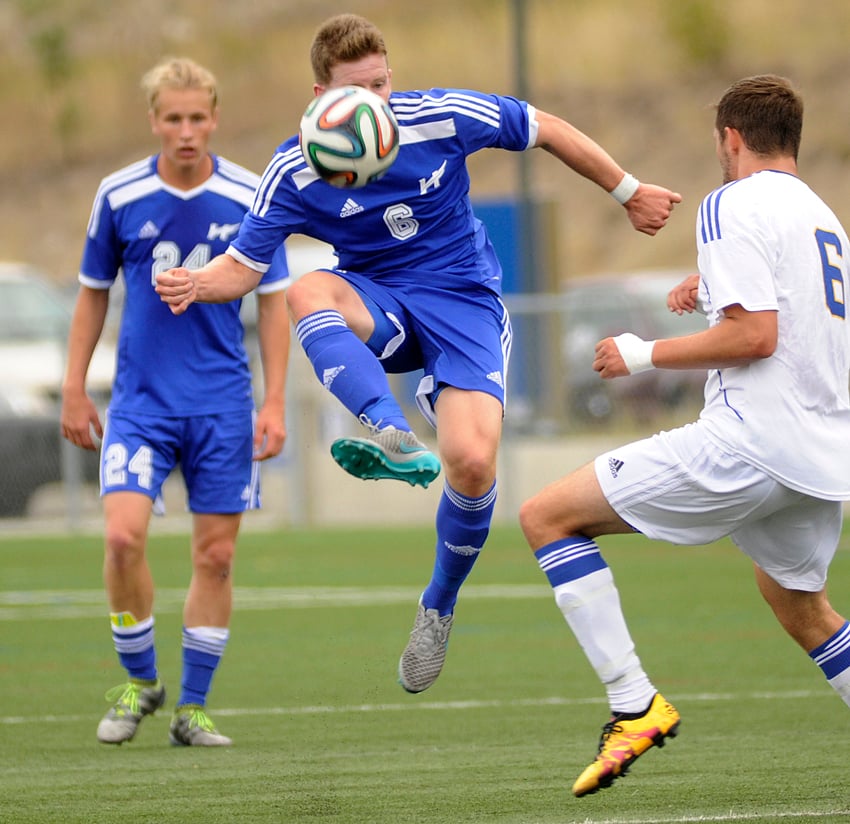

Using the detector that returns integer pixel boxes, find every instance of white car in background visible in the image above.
[0,261,116,414]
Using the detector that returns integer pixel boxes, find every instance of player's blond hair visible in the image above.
[141,57,218,113]
[310,14,388,85]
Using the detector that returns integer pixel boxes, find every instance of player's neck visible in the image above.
[157,153,214,190]
[739,154,797,179]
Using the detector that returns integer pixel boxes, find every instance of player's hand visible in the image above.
[593,333,655,378]
[667,273,701,315]
[60,389,103,451]
[253,402,287,461]
[154,267,196,315]
[624,183,682,236]
[593,337,630,379]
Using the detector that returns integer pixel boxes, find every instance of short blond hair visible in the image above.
[141,57,218,113]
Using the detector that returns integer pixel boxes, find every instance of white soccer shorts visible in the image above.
[594,421,843,591]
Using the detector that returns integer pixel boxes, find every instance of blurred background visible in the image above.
[1,0,849,530]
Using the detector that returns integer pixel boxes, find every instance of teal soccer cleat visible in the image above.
[330,425,441,488]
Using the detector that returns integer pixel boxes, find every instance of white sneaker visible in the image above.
[168,705,232,747]
[398,603,454,693]
[96,679,166,744]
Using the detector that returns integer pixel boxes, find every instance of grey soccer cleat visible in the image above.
[330,425,441,488]
[398,602,454,693]
[96,679,166,744]
[169,704,232,747]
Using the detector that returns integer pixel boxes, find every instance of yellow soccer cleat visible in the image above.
[572,693,680,797]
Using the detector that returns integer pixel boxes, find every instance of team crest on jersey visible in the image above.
[419,160,447,195]
[207,222,240,242]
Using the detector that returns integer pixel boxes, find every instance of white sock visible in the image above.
[554,567,656,714]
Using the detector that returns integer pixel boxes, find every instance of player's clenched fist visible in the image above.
[155,267,196,315]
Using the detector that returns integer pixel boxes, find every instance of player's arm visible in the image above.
[61,285,109,450]
[533,109,681,236]
[155,252,262,315]
[252,287,289,461]
[593,305,778,378]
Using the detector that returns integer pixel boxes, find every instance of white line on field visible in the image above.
[0,689,831,726]
[0,584,550,620]
[574,811,849,823]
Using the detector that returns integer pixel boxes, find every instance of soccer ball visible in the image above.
[299,86,400,189]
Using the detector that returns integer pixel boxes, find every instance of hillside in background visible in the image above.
[2,0,850,288]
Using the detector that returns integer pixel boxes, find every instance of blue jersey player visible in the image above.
[155,15,681,694]
[61,57,290,746]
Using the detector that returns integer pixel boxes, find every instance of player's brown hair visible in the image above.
[715,74,802,160]
[310,14,388,85]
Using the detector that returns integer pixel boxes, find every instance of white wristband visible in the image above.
[609,172,640,204]
[612,333,656,374]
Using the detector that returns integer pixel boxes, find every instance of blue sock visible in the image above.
[178,626,229,707]
[422,482,497,616]
[534,536,609,588]
[296,310,408,429]
[809,621,850,680]
[110,613,157,682]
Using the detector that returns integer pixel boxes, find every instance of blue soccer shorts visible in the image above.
[100,409,260,514]
[335,269,512,428]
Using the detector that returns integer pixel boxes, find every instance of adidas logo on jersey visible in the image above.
[608,457,624,478]
[138,220,160,239]
[339,198,364,218]
[486,371,504,389]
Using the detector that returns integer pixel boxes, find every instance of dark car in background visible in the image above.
[561,270,708,423]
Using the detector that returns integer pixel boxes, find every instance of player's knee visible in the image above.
[518,495,545,548]
[285,270,341,321]
[194,540,235,579]
[443,448,495,493]
[104,525,146,570]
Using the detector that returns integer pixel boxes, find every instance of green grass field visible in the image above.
[2,523,849,823]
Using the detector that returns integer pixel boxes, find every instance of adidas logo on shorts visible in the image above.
[608,457,624,478]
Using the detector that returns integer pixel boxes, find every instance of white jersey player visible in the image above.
[520,74,850,797]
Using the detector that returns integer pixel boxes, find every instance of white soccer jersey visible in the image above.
[696,170,850,500]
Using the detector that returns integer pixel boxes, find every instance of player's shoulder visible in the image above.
[95,156,156,196]
[700,172,810,241]
[390,88,501,125]
[214,154,261,189]
[258,138,312,194]
[207,154,265,207]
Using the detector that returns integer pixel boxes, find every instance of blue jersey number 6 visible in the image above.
[816,229,846,319]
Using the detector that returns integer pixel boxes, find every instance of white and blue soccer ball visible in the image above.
[298,85,400,189]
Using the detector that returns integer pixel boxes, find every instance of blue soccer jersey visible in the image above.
[229,88,537,291]
[80,154,289,417]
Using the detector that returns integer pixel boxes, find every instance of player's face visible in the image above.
[149,88,218,182]
[316,54,393,102]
